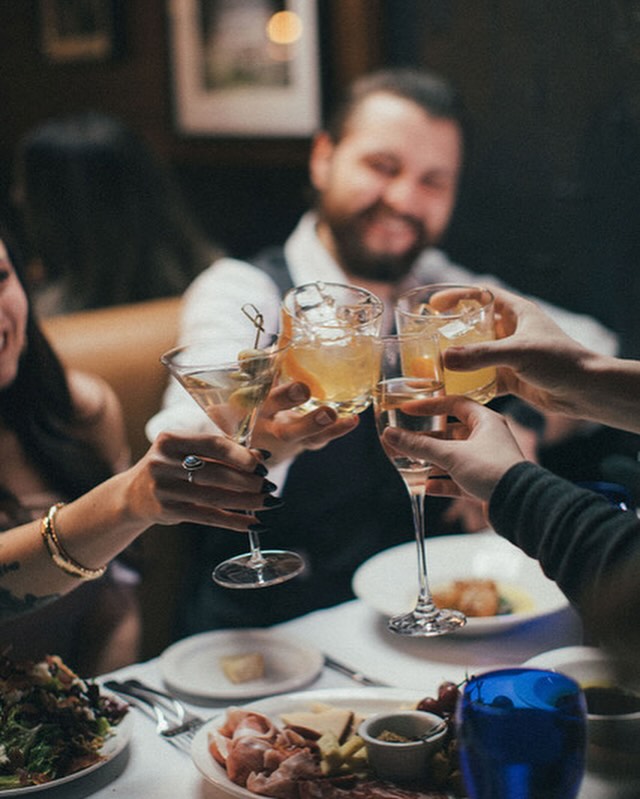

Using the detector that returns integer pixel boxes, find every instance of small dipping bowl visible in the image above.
[358,710,447,782]
[525,646,640,771]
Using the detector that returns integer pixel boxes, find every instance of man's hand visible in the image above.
[383,395,528,503]
[444,287,595,418]
[251,381,359,463]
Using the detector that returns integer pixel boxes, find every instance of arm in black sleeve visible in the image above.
[488,461,640,610]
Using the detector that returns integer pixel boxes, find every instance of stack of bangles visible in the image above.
[40,503,107,581]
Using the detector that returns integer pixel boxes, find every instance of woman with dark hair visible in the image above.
[12,111,219,315]
[0,225,274,674]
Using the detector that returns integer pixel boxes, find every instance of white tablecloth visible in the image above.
[46,599,636,798]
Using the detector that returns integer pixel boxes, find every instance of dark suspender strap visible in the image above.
[247,245,294,297]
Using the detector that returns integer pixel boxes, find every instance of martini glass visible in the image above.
[374,334,466,636]
[161,336,305,589]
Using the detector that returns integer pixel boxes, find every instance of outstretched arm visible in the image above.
[0,432,272,621]
[443,287,640,434]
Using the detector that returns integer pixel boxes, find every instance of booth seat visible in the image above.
[42,296,188,658]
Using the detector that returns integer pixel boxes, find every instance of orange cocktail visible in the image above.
[281,281,383,414]
[395,284,496,404]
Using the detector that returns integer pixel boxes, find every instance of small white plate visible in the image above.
[352,530,569,635]
[0,702,132,795]
[190,687,426,798]
[160,630,324,700]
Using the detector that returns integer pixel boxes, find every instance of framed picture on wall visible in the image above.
[167,0,321,137]
[39,0,123,63]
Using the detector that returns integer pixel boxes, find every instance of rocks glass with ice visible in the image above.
[395,284,496,404]
[280,281,384,415]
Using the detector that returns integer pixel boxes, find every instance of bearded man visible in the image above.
[148,69,617,633]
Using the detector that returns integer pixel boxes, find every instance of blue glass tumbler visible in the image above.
[457,667,587,799]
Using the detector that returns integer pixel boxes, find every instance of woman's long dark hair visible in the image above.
[0,224,112,521]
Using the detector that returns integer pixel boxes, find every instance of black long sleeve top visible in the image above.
[488,461,640,611]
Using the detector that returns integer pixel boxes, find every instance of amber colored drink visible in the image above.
[283,334,382,414]
[281,281,384,414]
[396,285,496,404]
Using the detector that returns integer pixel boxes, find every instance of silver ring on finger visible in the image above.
[182,454,205,484]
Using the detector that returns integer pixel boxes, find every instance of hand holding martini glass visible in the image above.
[161,306,305,589]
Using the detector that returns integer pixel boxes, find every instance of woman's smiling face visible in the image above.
[0,238,28,390]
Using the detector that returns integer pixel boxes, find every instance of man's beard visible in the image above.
[319,201,431,283]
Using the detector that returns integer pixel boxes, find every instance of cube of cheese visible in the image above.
[219,652,265,684]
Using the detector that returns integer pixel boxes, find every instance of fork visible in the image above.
[104,679,206,753]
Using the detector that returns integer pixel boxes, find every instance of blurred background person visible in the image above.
[11,111,220,316]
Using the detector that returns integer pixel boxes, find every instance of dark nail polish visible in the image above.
[254,462,269,477]
[257,449,272,461]
[263,495,285,509]
[261,479,278,493]
[248,522,269,534]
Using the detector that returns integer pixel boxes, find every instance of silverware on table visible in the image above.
[323,655,390,687]
[104,679,206,753]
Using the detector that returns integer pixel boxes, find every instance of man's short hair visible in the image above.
[325,67,469,143]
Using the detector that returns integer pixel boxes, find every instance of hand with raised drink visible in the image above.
[442,287,640,434]
[382,395,527,504]
[251,380,359,464]
[121,431,274,532]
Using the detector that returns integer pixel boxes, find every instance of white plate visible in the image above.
[160,630,324,700]
[191,687,427,798]
[523,645,619,686]
[352,531,569,635]
[0,701,132,795]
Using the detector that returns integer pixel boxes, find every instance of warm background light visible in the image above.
[267,11,303,45]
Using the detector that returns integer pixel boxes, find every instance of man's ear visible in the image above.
[309,132,335,192]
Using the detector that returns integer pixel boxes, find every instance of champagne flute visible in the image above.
[280,281,384,415]
[374,334,466,636]
[161,333,305,589]
[457,667,587,798]
[395,284,497,404]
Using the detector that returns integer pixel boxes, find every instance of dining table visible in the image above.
[45,597,638,799]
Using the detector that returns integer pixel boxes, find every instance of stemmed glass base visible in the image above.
[213,550,305,589]
[388,602,466,637]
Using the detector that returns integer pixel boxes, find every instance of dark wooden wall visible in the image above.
[1,0,639,353]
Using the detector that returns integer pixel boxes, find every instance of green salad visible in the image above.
[0,652,127,789]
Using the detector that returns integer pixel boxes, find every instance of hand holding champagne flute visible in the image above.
[161,322,305,589]
[395,284,497,404]
[375,334,466,636]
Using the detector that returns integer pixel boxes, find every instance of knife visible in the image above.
[323,655,390,687]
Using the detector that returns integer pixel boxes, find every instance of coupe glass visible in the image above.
[457,667,587,799]
[373,334,466,636]
[280,281,384,415]
[161,336,305,589]
[395,284,497,404]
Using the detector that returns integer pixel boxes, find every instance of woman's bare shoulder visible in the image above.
[66,370,130,470]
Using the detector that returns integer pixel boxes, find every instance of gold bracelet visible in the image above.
[40,503,107,581]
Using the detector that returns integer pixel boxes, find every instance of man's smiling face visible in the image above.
[311,92,463,282]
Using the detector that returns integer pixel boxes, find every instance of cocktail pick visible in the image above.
[242,303,266,348]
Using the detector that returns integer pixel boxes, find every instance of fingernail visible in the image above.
[289,383,309,403]
[254,462,269,477]
[263,495,285,509]
[248,522,269,533]
[261,479,278,493]
[384,428,400,444]
[315,409,336,426]
[257,448,272,461]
